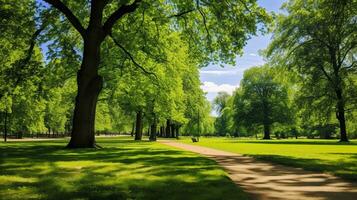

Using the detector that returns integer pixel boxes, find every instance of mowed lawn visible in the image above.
[0,137,248,200]
[179,137,357,181]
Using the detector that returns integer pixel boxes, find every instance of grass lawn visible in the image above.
[0,137,248,200]
[178,137,357,181]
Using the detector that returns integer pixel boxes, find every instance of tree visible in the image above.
[35,0,269,147]
[213,92,233,136]
[233,66,292,139]
[267,0,357,141]
[0,0,46,141]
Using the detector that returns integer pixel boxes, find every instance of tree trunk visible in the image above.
[171,124,175,138]
[263,123,271,139]
[67,30,104,148]
[262,100,271,140]
[336,89,348,142]
[330,50,348,142]
[176,126,180,139]
[135,110,143,140]
[131,122,135,137]
[150,116,157,141]
[160,126,164,137]
[166,119,171,138]
[4,110,7,142]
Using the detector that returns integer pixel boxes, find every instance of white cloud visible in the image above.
[201,81,239,94]
[249,53,258,57]
[200,70,236,75]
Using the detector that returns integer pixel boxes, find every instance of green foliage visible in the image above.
[232,66,292,136]
[267,0,357,139]
[1,0,271,140]
[213,92,234,136]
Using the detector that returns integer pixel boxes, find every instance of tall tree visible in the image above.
[233,66,292,139]
[213,92,233,136]
[19,0,269,147]
[0,0,47,141]
[267,0,357,141]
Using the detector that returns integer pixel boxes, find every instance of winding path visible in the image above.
[159,140,357,200]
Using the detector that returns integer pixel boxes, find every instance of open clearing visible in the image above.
[160,139,357,200]
[0,137,247,200]
[178,138,357,181]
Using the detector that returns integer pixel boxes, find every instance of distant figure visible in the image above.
[191,137,199,142]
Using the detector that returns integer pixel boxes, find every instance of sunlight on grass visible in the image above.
[0,137,248,200]
[178,137,357,181]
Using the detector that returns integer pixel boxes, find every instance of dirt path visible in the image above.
[159,140,357,200]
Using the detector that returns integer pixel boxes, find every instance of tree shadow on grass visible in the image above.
[0,138,248,200]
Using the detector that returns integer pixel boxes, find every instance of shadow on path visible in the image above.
[159,140,357,200]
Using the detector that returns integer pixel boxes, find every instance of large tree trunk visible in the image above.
[67,31,104,148]
[336,89,348,142]
[135,110,143,140]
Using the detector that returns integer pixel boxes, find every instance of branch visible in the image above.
[339,42,356,66]
[14,24,47,85]
[285,39,315,59]
[109,34,158,80]
[318,64,334,85]
[345,60,356,71]
[168,8,196,18]
[44,0,86,37]
[196,0,211,43]
[103,0,142,35]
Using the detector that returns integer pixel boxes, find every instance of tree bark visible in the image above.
[330,48,348,142]
[336,88,348,142]
[166,119,171,138]
[263,123,271,139]
[45,0,142,149]
[67,28,104,148]
[262,99,271,140]
[176,126,180,139]
[160,126,164,137]
[149,116,157,141]
[135,110,143,140]
[131,122,135,137]
[4,110,7,142]
[170,124,175,138]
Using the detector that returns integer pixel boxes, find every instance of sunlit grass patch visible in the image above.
[178,137,357,181]
[0,137,248,200]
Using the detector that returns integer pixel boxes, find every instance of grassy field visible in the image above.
[0,137,248,200]
[179,137,357,181]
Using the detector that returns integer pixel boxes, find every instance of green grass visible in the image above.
[178,137,357,181]
[0,137,248,200]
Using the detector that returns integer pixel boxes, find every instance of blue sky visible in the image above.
[200,0,286,102]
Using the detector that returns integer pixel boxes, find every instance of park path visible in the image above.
[159,140,357,200]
